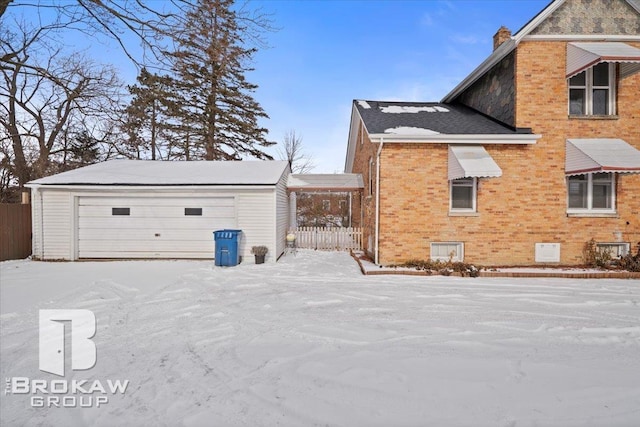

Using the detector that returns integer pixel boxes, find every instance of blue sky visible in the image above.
[14,0,551,172]
[250,0,549,172]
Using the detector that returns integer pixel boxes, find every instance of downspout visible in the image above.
[374,138,384,265]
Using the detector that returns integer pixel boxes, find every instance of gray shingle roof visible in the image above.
[355,100,526,136]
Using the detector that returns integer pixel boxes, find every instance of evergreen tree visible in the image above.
[123,68,181,160]
[170,0,275,160]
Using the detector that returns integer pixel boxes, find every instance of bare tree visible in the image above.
[278,130,315,174]
[0,17,123,187]
[1,0,188,69]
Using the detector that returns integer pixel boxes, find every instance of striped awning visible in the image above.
[448,145,502,181]
[567,42,640,79]
[566,139,640,175]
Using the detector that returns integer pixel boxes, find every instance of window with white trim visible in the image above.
[322,200,330,211]
[567,172,615,212]
[431,242,464,262]
[568,63,616,116]
[596,242,630,258]
[450,178,476,212]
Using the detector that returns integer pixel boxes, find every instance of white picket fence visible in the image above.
[290,227,362,251]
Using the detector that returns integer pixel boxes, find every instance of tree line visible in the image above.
[0,0,286,202]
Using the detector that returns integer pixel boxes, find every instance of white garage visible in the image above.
[27,160,290,262]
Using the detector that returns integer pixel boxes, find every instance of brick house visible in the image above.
[345,0,640,266]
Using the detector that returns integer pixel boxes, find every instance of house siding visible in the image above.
[530,0,640,35]
[456,51,516,127]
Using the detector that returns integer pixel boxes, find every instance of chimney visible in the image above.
[493,26,511,51]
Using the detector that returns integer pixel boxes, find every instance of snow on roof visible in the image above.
[287,174,364,190]
[353,100,523,136]
[383,126,441,136]
[28,159,289,186]
[357,100,371,109]
[380,105,449,113]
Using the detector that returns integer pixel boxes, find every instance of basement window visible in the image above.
[596,242,630,258]
[184,208,203,216]
[430,242,464,262]
[112,208,130,216]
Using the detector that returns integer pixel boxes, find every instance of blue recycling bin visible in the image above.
[214,229,242,266]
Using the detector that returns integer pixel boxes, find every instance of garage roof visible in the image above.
[28,159,290,186]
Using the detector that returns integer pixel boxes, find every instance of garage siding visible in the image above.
[275,168,290,258]
[31,187,286,261]
[236,192,276,262]
[41,191,72,260]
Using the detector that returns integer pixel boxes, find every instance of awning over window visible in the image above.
[448,145,502,181]
[566,139,640,175]
[567,42,640,79]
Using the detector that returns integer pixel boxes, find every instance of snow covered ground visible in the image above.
[1,250,639,426]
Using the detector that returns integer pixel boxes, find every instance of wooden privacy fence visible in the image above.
[291,227,362,251]
[1,203,32,261]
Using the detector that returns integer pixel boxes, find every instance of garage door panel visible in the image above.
[78,196,237,259]
[79,197,235,207]
[78,217,236,230]
[79,240,214,253]
[78,205,236,218]
[78,228,223,241]
[80,250,214,259]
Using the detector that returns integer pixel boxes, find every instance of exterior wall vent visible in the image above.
[535,243,561,263]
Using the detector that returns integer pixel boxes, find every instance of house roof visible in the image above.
[354,100,528,136]
[441,0,640,103]
[27,159,290,186]
[287,174,364,191]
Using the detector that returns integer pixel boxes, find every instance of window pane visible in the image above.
[112,207,130,216]
[592,89,609,115]
[569,89,585,114]
[592,174,612,209]
[592,172,612,182]
[593,63,609,86]
[569,72,586,86]
[452,185,473,209]
[568,176,587,209]
[184,208,202,216]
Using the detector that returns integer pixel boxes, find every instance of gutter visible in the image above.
[367,133,541,144]
[374,137,384,265]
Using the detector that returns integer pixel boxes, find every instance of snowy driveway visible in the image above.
[1,251,639,426]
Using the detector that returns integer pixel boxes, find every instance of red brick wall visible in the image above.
[351,40,640,266]
[351,121,379,255]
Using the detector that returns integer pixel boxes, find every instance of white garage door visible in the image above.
[78,196,236,259]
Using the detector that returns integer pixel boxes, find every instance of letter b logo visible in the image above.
[39,310,97,376]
